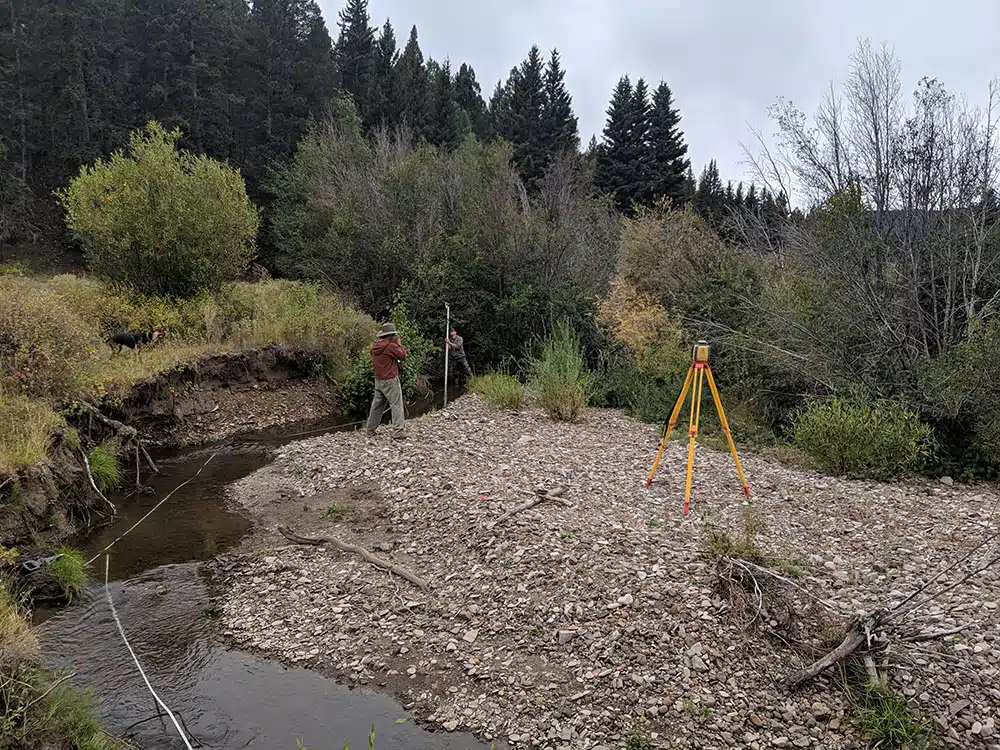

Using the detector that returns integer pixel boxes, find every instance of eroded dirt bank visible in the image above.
[215,396,1000,749]
[1,345,335,553]
[101,343,336,447]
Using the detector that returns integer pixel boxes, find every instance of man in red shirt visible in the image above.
[366,323,407,438]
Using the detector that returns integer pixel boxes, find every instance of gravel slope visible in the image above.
[216,396,1000,749]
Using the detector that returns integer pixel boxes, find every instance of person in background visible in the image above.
[367,323,407,438]
[445,327,472,382]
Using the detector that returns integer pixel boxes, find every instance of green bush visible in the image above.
[87,440,121,492]
[529,323,595,422]
[791,396,932,479]
[58,121,259,298]
[338,302,433,416]
[49,547,88,602]
[470,372,525,410]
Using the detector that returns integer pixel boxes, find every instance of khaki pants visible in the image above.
[366,377,404,435]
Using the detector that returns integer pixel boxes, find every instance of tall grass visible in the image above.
[87,440,122,491]
[3,579,125,748]
[470,372,525,410]
[1,581,39,667]
[528,323,595,422]
[49,547,88,602]
[0,389,64,473]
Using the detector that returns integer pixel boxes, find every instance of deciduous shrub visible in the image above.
[58,122,259,298]
[529,323,595,422]
[470,372,525,410]
[791,395,932,479]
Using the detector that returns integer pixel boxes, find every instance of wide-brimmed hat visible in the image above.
[377,323,398,338]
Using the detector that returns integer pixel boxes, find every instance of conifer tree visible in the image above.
[454,63,488,139]
[369,19,399,126]
[334,0,376,124]
[541,49,579,158]
[645,81,690,207]
[425,59,460,148]
[393,25,430,136]
[500,45,547,186]
[694,160,726,226]
[595,76,649,213]
[242,0,335,185]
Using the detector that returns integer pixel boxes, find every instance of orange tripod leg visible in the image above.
[645,364,694,488]
[705,366,751,499]
[683,365,705,515]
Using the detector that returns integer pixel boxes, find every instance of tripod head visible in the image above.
[691,340,710,365]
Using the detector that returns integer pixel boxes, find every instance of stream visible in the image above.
[36,388,496,750]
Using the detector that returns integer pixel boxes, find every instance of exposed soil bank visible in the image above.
[217,396,1000,750]
[101,343,337,448]
[1,345,336,556]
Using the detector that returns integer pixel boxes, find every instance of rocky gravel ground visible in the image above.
[214,396,1000,749]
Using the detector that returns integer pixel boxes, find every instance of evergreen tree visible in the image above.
[595,76,650,213]
[498,45,547,186]
[694,160,726,226]
[645,81,689,207]
[425,59,460,148]
[334,0,376,125]
[541,49,579,158]
[369,19,399,126]
[241,0,336,186]
[392,25,430,137]
[454,63,488,139]
[745,183,758,213]
[487,77,510,139]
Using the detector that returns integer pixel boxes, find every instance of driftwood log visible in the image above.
[491,486,570,528]
[277,525,430,591]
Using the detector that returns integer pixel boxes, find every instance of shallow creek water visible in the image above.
[37,389,494,749]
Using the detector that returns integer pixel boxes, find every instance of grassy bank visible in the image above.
[0,272,376,474]
[1,577,128,749]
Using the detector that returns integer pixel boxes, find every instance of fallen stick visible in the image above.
[138,442,160,474]
[786,624,868,689]
[80,449,117,514]
[492,486,569,528]
[277,526,429,591]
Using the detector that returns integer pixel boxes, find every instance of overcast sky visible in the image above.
[317,0,999,188]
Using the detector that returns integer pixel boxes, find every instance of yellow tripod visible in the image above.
[645,341,750,515]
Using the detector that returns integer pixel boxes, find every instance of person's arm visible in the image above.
[388,340,407,360]
[445,338,456,349]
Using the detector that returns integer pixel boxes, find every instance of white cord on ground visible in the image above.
[86,449,221,566]
[104,555,194,750]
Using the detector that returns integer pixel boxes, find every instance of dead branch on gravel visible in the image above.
[490,485,569,528]
[277,525,430,591]
[784,534,1000,690]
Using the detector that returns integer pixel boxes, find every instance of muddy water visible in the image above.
[38,386,494,750]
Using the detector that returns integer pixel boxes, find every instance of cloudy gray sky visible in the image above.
[318,0,999,188]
